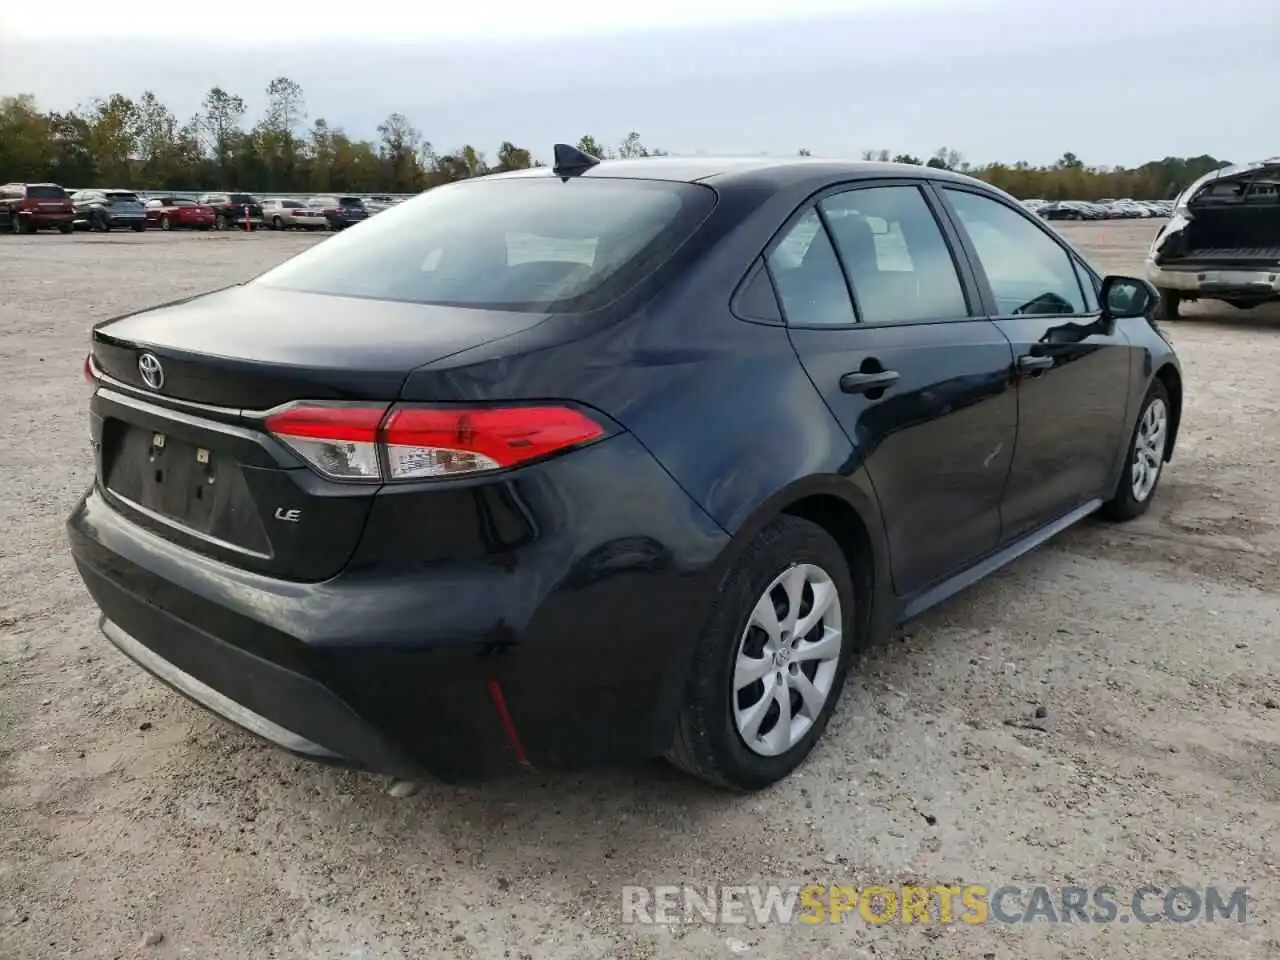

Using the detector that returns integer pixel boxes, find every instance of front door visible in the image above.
[935,186,1134,541]
[769,182,1018,598]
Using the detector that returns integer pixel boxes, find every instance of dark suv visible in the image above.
[198,192,265,231]
[0,182,75,234]
[308,195,370,230]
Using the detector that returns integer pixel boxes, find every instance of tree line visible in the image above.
[1,80,1228,200]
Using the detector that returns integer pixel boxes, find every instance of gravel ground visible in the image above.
[1,222,1278,960]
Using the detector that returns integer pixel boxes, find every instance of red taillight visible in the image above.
[383,406,605,479]
[83,353,97,386]
[264,403,386,480]
[264,403,606,482]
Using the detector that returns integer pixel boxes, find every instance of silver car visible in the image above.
[71,189,148,232]
[262,198,330,231]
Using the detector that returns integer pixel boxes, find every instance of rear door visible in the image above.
[773,181,1018,597]
[933,185,1133,541]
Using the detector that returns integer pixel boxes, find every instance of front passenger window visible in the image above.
[943,188,1086,316]
[766,209,857,326]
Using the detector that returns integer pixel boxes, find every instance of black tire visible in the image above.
[131,221,146,233]
[58,223,73,234]
[160,214,171,231]
[272,216,284,230]
[13,214,28,235]
[1156,288,1180,322]
[1100,379,1171,522]
[214,213,226,231]
[667,515,858,790]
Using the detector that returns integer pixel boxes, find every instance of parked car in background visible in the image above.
[362,195,402,214]
[1146,157,1280,319]
[1040,200,1105,220]
[0,182,75,234]
[262,198,329,231]
[71,190,148,232]
[145,197,217,231]
[71,150,1182,790]
[198,192,265,231]
[307,195,370,230]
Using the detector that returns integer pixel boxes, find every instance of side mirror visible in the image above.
[1100,274,1158,320]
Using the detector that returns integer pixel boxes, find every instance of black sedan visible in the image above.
[69,148,1182,790]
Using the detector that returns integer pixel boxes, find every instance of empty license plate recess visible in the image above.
[103,422,271,554]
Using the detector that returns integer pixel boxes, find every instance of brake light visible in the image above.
[264,403,606,482]
[83,353,97,386]
[264,404,386,480]
[383,405,605,479]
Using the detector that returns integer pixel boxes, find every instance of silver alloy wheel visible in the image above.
[1131,397,1168,502]
[732,563,843,758]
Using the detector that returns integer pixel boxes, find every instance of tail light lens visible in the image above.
[264,403,606,482]
[83,353,97,386]
[264,404,385,480]
[383,406,605,479]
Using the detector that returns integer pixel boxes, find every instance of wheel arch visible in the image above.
[704,474,893,646]
[1153,362,1182,461]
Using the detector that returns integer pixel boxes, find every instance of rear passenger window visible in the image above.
[943,188,1086,316]
[766,209,857,326]
[820,186,969,323]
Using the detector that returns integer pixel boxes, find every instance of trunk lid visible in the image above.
[92,284,551,408]
[89,284,552,581]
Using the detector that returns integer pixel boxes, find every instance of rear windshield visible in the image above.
[227,194,258,204]
[27,185,68,199]
[105,191,139,201]
[338,197,364,207]
[255,178,715,312]
[280,200,303,209]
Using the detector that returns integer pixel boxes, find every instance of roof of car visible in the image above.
[490,156,987,190]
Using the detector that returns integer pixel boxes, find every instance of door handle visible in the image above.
[1017,355,1055,374]
[839,370,900,394]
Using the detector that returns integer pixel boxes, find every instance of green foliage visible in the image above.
[0,82,563,193]
[0,84,1230,200]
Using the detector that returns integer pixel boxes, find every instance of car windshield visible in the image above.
[28,185,68,199]
[255,177,715,312]
[338,197,364,207]
[106,191,139,201]
[227,194,257,204]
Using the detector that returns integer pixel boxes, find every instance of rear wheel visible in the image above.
[160,214,172,231]
[214,213,226,231]
[131,221,146,233]
[58,223,73,234]
[272,216,284,230]
[667,516,857,790]
[12,214,28,235]
[1100,379,1171,522]
[1156,288,1181,322]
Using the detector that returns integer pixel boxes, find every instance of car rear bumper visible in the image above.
[24,212,74,225]
[1146,260,1280,299]
[67,433,730,780]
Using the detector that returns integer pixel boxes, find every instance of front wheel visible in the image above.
[667,515,857,790]
[131,221,146,233]
[1100,379,1171,522]
[58,223,73,234]
[214,213,226,231]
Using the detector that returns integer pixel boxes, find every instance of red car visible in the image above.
[144,197,217,231]
[1,182,75,234]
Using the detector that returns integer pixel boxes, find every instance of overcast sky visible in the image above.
[2,0,1275,167]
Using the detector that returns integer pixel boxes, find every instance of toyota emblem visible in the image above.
[138,352,164,391]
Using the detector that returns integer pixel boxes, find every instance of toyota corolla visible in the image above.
[68,147,1182,790]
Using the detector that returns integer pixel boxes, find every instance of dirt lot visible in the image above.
[1,222,1278,960]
